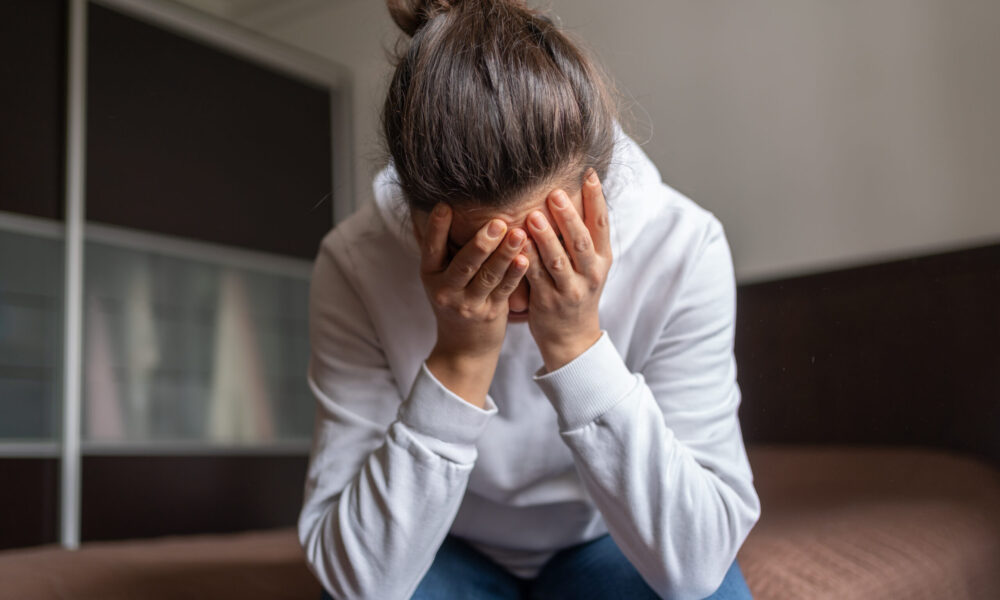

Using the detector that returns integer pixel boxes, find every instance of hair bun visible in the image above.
[387,0,529,37]
[386,0,453,37]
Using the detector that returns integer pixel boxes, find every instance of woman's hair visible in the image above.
[383,0,618,213]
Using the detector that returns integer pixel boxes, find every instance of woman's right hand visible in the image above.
[415,202,529,407]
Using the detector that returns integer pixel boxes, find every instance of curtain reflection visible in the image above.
[124,266,159,439]
[85,289,122,439]
[82,240,309,445]
[209,270,274,443]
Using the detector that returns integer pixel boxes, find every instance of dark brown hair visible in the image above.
[383,0,618,213]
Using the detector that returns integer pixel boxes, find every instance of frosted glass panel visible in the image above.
[0,229,63,440]
[82,240,312,444]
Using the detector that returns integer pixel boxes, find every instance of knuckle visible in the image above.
[458,262,477,278]
[431,291,450,307]
[548,256,565,272]
[573,237,591,253]
[477,268,499,288]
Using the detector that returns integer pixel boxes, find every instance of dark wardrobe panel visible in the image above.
[80,455,309,542]
[0,0,66,220]
[735,242,1000,464]
[0,458,60,550]
[86,4,333,259]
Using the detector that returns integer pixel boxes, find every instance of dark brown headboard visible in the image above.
[735,242,1000,465]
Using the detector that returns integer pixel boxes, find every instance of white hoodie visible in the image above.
[298,130,761,600]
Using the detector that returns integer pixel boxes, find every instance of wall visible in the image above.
[191,0,1000,282]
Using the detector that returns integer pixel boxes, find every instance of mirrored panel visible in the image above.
[0,228,64,440]
[82,239,312,446]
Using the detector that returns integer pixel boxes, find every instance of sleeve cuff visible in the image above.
[397,362,498,445]
[533,331,639,431]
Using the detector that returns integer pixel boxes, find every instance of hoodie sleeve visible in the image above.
[533,217,761,600]
[298,232,497,600]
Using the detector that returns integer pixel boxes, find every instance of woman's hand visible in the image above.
[524,171,612,372]
[415,202,529,406]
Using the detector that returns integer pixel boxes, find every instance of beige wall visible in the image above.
[194,0,1000,281]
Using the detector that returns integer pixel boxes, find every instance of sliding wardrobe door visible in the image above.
[79,1,341,542]
[0,0,346,550]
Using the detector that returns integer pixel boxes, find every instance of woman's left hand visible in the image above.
[524,170,612,371]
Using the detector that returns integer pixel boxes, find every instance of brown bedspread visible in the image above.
[0,528,318,600]
[738,446,1000,599]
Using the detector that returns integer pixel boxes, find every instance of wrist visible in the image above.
[537,328,603,372]
[425,346,499,408]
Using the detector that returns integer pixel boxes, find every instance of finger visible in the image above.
[547,189,596,274]
[443,219,506,288]
[523,236,554,290]
[489,252,529,302]
[583,170,611,258]
[420,203,452,274]
[467,227,526,301]
[526,210,573,290]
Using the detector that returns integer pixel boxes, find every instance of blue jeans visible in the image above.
[320,534,752,599]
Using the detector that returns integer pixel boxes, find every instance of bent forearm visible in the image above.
[300,366,498,599]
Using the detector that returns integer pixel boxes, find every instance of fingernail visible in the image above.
[550,191,567,208]
[508,229,525,247]
[588,170,599,184]
[434,203,449,217]
[529,212,547,231]
[487,220,506,238]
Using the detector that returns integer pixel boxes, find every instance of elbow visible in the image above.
[657,488,760,599]
[298,506,364,600]
[297,502,324,573]
[651,549,747,600]
[689,484,758,597]
[298,502,405,600]
[298,511,333,596]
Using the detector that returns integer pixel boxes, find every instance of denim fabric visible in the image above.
[319,534,752,599]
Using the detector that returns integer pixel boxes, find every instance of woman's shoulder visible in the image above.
[606,132,725,271]
[317,190,417,270]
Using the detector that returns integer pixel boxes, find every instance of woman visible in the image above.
[299,1,760,598]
